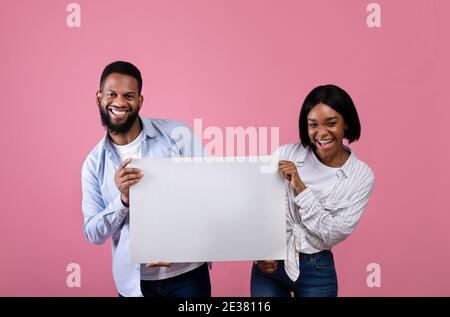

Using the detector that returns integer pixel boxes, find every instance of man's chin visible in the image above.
[99,108,139,134]
[109,116,128,126]
[107,126,125,134]
[106,122,133,134]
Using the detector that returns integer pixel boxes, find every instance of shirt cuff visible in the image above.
[293,187,316,209]
[112,195,129,218]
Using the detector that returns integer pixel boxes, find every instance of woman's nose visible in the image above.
[317,126,328,138]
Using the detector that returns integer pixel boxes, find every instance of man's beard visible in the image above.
[99,106,140,134]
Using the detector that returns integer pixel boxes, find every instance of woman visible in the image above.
[251,84,375,297]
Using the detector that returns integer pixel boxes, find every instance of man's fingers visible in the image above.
[116,159,139,177]
[114,160,142,193]
[120,178,141,190]
[117,167,141,179]
[123,167,142,174]
[119,172,143,184]
[119,158,132,169]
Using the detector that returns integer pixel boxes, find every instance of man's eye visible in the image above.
[107,93,116,98]
[126,95,135,100]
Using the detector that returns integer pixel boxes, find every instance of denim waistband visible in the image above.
[298,250,332,260]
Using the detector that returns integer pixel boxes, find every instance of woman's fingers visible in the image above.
[279,163,297,181]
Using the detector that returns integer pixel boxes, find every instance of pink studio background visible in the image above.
[1,0,449,296]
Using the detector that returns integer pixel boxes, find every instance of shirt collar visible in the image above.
[296,145,356,179]
[338,146,356,178]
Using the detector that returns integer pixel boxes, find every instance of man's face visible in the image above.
[96,73,143,134]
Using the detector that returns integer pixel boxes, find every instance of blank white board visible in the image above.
[129,157,286,263]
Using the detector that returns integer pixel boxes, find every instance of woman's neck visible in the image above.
[315,145,350,168]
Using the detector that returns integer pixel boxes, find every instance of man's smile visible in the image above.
[108,106,130,120]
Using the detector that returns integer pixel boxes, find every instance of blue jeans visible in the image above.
[251,250,338,297]
[140,263,211,297]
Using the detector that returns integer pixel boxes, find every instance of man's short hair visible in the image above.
[100,61,143,94]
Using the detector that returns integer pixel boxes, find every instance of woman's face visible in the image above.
[307,103,347,161]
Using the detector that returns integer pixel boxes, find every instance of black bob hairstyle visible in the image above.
[299,84,361,148]
[99,61,143,95]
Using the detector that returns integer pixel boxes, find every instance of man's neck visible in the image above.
[108,119,143,146]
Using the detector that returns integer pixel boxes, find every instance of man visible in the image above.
[81,61,210,297]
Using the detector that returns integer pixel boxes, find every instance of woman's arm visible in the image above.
[294,179,374,249]
[279,159,375,249]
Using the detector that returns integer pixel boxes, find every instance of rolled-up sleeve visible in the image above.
[294,177,375,249]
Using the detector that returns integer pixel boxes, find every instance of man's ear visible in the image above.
[138,94,144,110]
[96,90,102,106]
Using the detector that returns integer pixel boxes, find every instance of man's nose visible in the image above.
[112,94,127,106]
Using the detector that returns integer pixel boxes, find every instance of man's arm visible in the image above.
[81,159,136,245]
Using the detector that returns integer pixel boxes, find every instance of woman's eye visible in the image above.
[309,124,317,128]
[328,122,336,127]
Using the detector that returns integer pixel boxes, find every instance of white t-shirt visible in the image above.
[296,150,340,254]
[300,150,340,199]
[111,130,145,162]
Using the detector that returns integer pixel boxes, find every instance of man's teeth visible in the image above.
[111,109,128,115]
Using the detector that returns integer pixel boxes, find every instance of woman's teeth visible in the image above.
[316,139,333,148]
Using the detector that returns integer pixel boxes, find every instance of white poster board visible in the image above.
[129,157,286,263]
